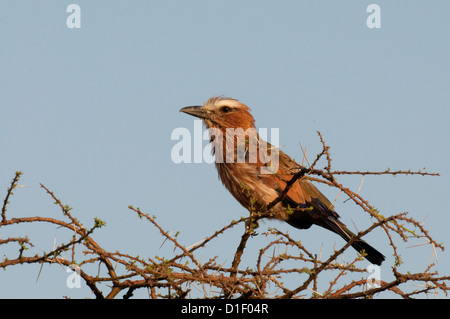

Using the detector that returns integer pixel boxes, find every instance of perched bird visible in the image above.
[180,96,385,265]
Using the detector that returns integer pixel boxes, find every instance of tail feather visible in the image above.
[349,237,385,266]
[323,217,385,266]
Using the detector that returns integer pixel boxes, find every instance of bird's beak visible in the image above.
[179,105,207,119]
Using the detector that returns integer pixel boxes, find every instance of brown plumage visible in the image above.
[180,96,385,265]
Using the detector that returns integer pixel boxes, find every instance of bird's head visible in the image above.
[180,96,255,131]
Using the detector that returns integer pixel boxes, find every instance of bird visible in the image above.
[180,96,385,265]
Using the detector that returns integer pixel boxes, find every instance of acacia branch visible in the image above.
[0,132,446,299]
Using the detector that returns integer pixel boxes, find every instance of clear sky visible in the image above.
[1,1,449,298]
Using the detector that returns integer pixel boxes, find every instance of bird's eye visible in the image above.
[221,106,231,113]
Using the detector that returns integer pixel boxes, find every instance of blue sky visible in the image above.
[1,1,449,298]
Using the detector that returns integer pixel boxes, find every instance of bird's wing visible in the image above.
[256,143,385,265]
[258,147,341,229]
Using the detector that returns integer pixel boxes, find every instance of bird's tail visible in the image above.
[323,218,385,266]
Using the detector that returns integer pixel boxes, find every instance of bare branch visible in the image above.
[0,133,446,299]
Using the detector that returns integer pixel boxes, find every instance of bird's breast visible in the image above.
[215,162,279,213]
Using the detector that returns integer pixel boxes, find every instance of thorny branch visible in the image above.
[0,133,447,299]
